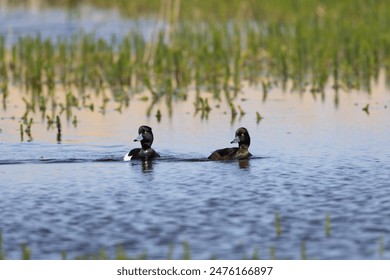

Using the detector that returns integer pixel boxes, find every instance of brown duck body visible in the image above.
[208,127,252,160]
[208,145,251,160]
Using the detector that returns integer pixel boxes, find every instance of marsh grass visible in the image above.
[1,0,390,132]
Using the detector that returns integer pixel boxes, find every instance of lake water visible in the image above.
[1,5,390,259]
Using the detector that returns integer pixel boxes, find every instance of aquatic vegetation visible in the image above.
[300,241,307,260]
[0,238,271,260]
[166,244,175,260]
[325,214,331,237]
[72,115,78,127]
[21,243,31,260]
[362,104,370,115]
[251,246,260,260]
[379,237,385,258]
[56,115,62,142]
[194,96,211,119]
[24,118,33,142]
[256,112,263,124]
[0,226,387,259]
[19,124,24,142]
[1,2,390,145]
[275,212,282,237]
[269,246,276,260]
[182,241,191,260]
[0,233,4,260]
[1,0,389,131]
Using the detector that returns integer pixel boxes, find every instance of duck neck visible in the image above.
[141,142,152,150]
[239,144,249,151]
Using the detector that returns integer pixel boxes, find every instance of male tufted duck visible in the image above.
[208,127,252,160]
[123,125,160,161]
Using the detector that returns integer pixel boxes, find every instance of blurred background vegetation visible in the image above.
[1,0,390,122]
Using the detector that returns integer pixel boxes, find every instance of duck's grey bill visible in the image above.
[134,134,143,142]
[230,136,240,144]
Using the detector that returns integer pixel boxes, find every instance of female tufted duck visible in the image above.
[208,127,252,160]
[123,125,160,161]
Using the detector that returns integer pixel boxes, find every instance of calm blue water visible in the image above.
[1,5,390,260]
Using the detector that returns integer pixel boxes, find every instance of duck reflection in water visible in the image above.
[238,159,250,169]
[141,160,153,172]
[130,159,154,174]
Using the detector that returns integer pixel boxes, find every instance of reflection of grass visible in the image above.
[1,0,389,138]
[194,97,211,119]
[256,112,263,124]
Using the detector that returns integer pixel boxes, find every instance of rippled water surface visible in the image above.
[1,5,390,259]
[2,85,389,259]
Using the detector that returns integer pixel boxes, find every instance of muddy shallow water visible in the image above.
[1,5,390,259]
